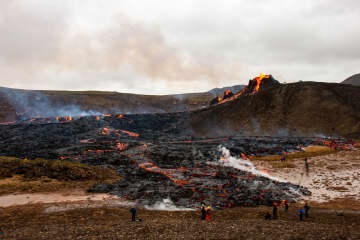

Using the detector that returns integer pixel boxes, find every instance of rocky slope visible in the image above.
[190,82,360,138]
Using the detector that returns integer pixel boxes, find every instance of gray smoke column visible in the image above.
[0,87,101,118]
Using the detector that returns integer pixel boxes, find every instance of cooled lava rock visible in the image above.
[0,113,348,209]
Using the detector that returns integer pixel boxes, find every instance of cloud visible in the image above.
[56,14,245,91]
[0,0,359,94]
[0,0,70,65]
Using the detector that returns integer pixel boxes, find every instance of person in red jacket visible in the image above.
[205,205,212,221]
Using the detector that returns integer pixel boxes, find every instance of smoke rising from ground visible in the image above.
[212,146,281,182]
[145,198,194,211]
[0,87,101,117]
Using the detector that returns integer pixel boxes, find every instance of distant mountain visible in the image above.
[342,73,360,86]
[0,86,215,122]
[0,83,251,122]
[208,85,246,96]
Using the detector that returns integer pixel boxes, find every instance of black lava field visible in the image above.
[0,113,352,209]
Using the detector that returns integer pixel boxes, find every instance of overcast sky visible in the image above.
[0,0,359,94]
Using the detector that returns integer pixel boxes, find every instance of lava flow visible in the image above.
[209,73,278,106]
[0,112,355,209]
[254,73,271,92]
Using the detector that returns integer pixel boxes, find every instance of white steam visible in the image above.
[213,146,283,182]
[144,198,194,211]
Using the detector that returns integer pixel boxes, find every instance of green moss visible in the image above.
[0,156,119,181]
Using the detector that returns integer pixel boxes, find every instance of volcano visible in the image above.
[0,77,359,209]
[192,81,360,138]
[209,74,280,106]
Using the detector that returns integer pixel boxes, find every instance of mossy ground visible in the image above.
[0,156,121,195]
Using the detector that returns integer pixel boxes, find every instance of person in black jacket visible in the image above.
[200,202,207,220]
[305,158,309,172]
[130,208,136,222]
[272,202,278,219]
[285,202,289,212]
[304,202,310,217]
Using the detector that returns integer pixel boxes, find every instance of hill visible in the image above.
[342,73,360,86]
[190,82,360,138]
[208,84,245,96]
[0,87,214,122]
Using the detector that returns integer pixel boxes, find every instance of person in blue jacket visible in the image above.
[298,208,305,221]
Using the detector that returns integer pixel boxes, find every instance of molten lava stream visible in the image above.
[119,130,139,137]
[254,73,270,92]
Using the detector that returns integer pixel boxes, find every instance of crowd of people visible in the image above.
[265,201,311,221]
[129,201,310,222]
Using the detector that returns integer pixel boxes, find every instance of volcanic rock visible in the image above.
[0,114,341,209]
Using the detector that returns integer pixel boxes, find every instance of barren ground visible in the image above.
[0,149,360,239]
[1,203,360,240]
[253,148,360,205]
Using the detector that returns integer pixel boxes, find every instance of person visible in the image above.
[284,200,289,212]
[272,202,278,219]
[264,212,272,220]
[130,207,136,222]
[200,202,207,220]
[304,202,310,217]
[298,208,304,221]
[305,158,309,171]
[205,205,212,221]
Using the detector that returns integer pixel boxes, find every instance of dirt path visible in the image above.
[0,189,127,208]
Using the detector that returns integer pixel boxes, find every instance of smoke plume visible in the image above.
[0,87,100,118]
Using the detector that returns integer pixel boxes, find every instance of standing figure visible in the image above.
[305,158,309,172]
[200,202,207,220]
[130,207,136,222]
[304,202,310,217]
[298,208,304,221]
[205,205,212,221]
[284,201,289,212]
[272,202,278,219]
